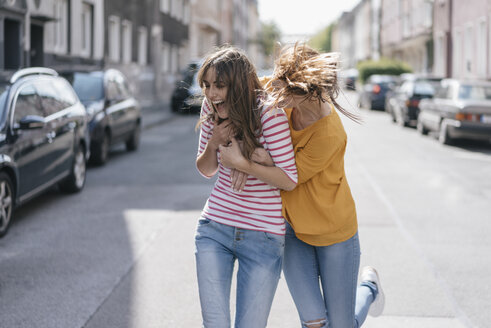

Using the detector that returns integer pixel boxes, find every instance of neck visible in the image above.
[292,100,331,130]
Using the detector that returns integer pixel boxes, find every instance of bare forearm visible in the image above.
[196,144,219,177]
[238,160,296,191]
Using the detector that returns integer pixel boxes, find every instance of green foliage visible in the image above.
[357,58,413,83]
[259,21,281,57]
[309,23,335,52]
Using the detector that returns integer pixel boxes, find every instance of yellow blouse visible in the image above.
[281,107,358,246]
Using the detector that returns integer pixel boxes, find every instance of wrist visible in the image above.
[207,142,219,152]
[237,158,253,174]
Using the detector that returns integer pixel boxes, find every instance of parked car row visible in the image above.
[0,67,141,238]
[358,73,491,146]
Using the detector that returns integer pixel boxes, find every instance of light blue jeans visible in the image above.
[283,223,377,328]
[195,218,284,328]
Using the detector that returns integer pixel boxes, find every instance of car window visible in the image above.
[435,85,449,99]
[115,74,130,99]
[106,79,120,101]
[400,82,413,95]
[33,80,67,116]
[69,73,104,102]
[52,78,78,106]
[0,84,9,124]
[458,85,491,100]
[413,81,435,96]
[13,84,44,124]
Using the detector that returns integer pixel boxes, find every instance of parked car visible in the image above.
[359,74,398,110]
[418,79,491,144]
[339,68,359,90]
[62,69,141,165]
[171,62,202,113]
[388,78,442,127]
[0,67,90,238]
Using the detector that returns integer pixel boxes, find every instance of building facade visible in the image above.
[380,0,433,73]
[448,0,491,79]
[0,0,104,73]
[332,0,380,69]
[188,0,262,68]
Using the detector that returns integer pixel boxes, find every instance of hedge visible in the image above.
[357,58,412,83]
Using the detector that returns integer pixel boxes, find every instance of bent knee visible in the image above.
[302,318,327,328]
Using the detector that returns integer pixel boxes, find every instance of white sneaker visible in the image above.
[361,266,385,317]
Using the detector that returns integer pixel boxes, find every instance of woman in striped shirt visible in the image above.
[195,46,297,328]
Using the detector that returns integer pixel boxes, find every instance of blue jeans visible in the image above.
[283,223,377,328]
[195,218,284,328]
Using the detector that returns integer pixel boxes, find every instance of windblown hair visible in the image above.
[197,45,264,159]
[268,43,361,123]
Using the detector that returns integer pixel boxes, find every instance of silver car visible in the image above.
[418,79,491,144]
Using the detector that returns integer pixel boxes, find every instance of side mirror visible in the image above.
[17,115,45,130]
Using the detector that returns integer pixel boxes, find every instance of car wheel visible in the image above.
[0,172,14,238]
[417,119,428,135]
[126,123,141,151]
[59,144,86,193]
[438,121,454,145]
[91,132,110,166]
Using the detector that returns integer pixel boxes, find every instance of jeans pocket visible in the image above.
[263,232,285,247]
[198,218,212,225]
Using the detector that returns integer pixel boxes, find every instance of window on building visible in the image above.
[403,12,410,37]
[172,45,179,73]
[53,0,68,54]
[109,16,120,62]
[160,0,170,14]
[122,20,132,63]
[81,2,93,58]
[162,42,170,73]
[453,30,462,77]
[477,19,487,78]
[171,0,179,19]
[183,0,190,24]
[435,35,446,76]
[138,26,148,66]
[464,25,474,76]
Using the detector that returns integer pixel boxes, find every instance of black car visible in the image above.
[0,67,90,238]
[388,78,441,127]
[62,69,141,165]
[359,75,398,110]
[171,62,203,113]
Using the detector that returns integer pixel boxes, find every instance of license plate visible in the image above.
[482,115,491,123]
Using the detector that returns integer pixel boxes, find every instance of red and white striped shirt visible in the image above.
[197,97,297,235]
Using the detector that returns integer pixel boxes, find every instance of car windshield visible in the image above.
[67,72,104,102]
[413,81,436,96]
[458,84,491,100]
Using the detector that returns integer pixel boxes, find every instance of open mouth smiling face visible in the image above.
[203,67,229,120]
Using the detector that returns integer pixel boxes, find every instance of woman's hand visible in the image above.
[219,137,248,170]
[251,147,274,166]
[230,169,248,192]
[209,119,233,151]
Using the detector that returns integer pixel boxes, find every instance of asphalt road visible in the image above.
[0,92,490,328]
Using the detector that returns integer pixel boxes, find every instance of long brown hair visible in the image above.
[197,45,264,159]
[268,43,361,123]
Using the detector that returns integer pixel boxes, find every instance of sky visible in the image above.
[258,0,361,37]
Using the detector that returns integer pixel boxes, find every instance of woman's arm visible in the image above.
[219,138,296,191]
[229,147,274,192]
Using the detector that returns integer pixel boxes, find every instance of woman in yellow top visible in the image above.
[240,44,385,328]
